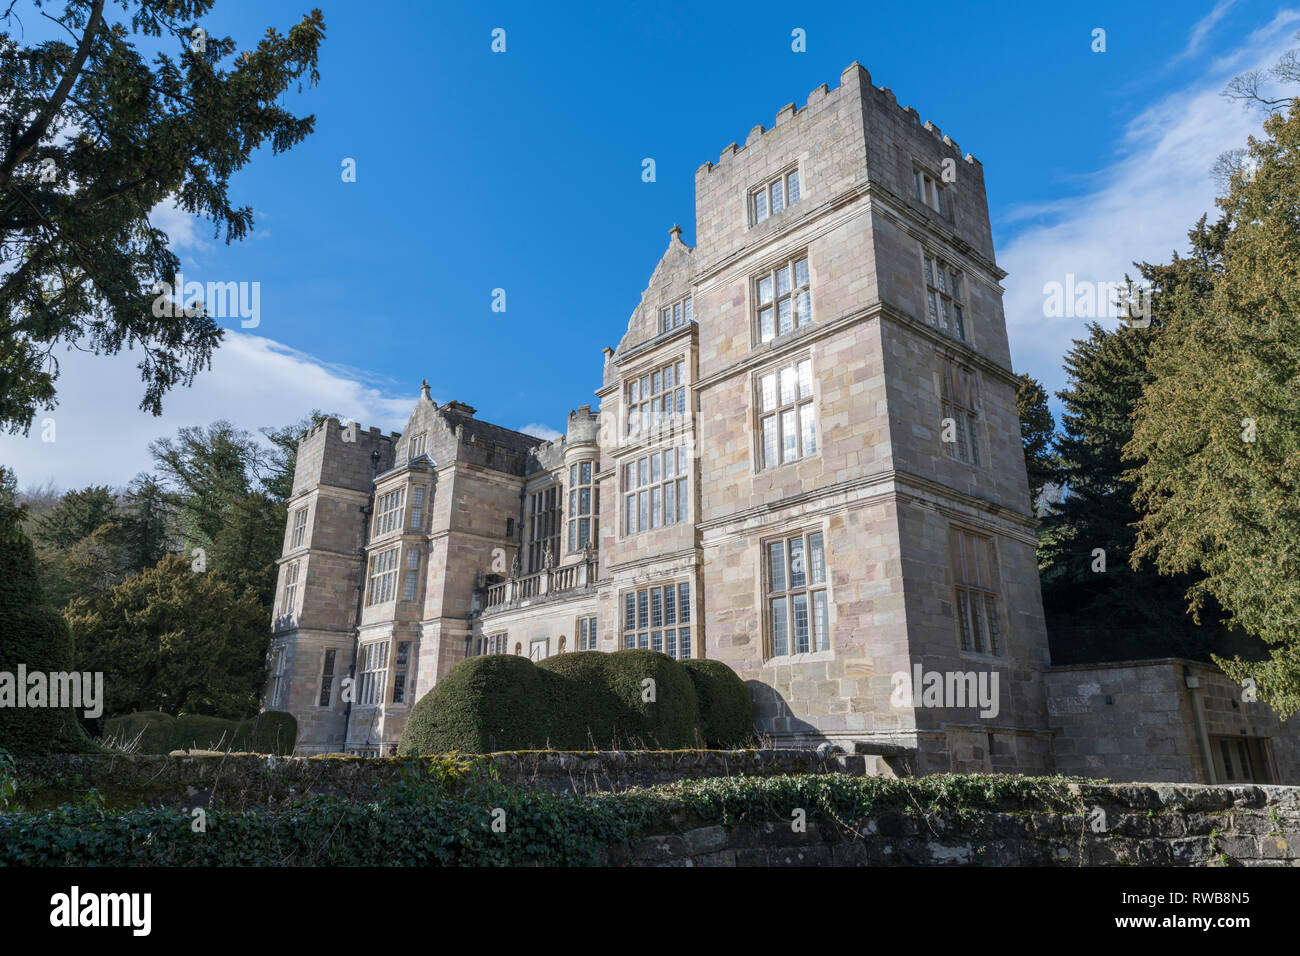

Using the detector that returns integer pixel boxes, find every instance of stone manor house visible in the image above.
[263,63,1300,783]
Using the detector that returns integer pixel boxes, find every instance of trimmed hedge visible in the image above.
[0,523,96,756]
[400,650,735,754]
[682,659,754,748]
[104,711,297,756]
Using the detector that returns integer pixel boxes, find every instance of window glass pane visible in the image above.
[760,308,774,342]
[684,298,693,323]
[777,297,793,336]
[776,266,791,297]
[570,464,578,486]
[677,447,687,474]
[630,380,640,402]
[652,371,661,394]
[797,290,811,326]
[679,627,691,659]
[813,591,829,651]
[800,403,817,456]
[673,303,682,325]
[789,536,806,588]
[787,170,800,203]
[639,490,648,530]
[650,487,661,529]
[666,629,677,658]
[665,585,676,625]
[781,409,798,462]
[761,373,776,412]
[676,387,686,414]
[625,592,635,629]
[664,450,675,478]
[651,454,661,483]
[771,179,784,213]
[625,495,635,533]
[676,478,687,521]
[677,361,685,383]
[771,598,789,656]
[652,630,663,652]
[660,309,670,331]
[809,532,826,584]
[580,488,591,514]
[755,189,768,221]
[638,632,649,650]
[665,480,676,524]
[637,589,648,629]
[795,258,809,287]
[641,375,651,396]
[581,461,591,484]
[793,593,810,653]
[985,594,1001,655]
[797,360,813,399]
[914,169,924,200]
[678,582,691,620]
[652,588,663,627]
[762,416,778,468]
[927,291,939,325]
[568,521,577,551]
[769,540,787,591]
[578,517,589,548]
[953,304,965,340]
[758,275,773,304]
[663,364,674,389]
[780,366,797,406]
[638,458,648,485]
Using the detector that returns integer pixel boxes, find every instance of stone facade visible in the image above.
[261,62,1300,783]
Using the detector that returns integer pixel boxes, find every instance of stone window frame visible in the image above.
[357,639,390,706]
[529,638,548,661]
[659,295,694,334]
[912,163,947,219]
[408,432,426,460]
[938,357,981,468]
[472,632,508,657]
[761,527,831,659]
[392,641,412,705]
[567,460,599,552]
[269,645,287,709]
[409,485,428,530]
[753,353,819,471]
[373,486,406,537]
[921,248,968,344]
[620,581,693,659]
[625,358,687,439]
[290,506,308,549]
[577,615,598,651]
[528,483,562,573]
[947,525,1004,658]
[318,648,336,707]
[623,444,689,536]
[402,547,420,602]
[751,251,812,346]
[281,559,300,616]
[750,163,802,226]
[366,545,399,605]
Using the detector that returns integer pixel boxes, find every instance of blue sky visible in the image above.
[4,0,1298,488]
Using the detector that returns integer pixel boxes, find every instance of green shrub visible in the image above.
[0,523,95,755]
[401,649,703,754]
[682,659,754,748]
[399,655,557,754]
[173,714,240,752]
[104,711,177,754]
[561,650,699,749]
[244,711,297,755]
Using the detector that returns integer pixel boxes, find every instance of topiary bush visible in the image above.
[580,650,699,749]
[398,654,558,754]
[681,659,754,748]
[0,522,96,756]
[400,649,703,754]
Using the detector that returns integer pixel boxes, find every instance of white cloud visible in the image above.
[518,423,562,442]
[1000,9,1300,400]
[0,333,415,491]
[1176,0,1238,62]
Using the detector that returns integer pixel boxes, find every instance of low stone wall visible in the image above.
[601,782,1300,866]
[13,748,854,810]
